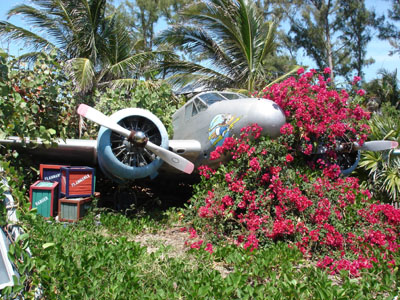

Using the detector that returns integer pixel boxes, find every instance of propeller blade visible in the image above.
[353,140,398,151]
[145,141,194,174]
[77,104,131,137]
[77,104,195,174]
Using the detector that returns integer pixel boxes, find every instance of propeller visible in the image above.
[353,140,398,151]
[77,104,194,174]
[334,140,398,152]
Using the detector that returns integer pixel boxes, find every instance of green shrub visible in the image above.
[0,50,78,141]
[80,81,184,137]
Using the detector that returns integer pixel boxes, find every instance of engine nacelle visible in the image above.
[96,108,169,183]
[339,150,361,176]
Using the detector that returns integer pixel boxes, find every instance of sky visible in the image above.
[0,0,399,83]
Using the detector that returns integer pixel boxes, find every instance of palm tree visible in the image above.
[156,0,299,92]
[358,109,400,202]
[0,0,169,92]
[364,69,400,109]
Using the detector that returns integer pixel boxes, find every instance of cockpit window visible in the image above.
[185,102,193,120]
[198,92,226,105]
[198,92,247,105]
[191,103,198,116]
[194,98,208,114]
[220,92,247,100]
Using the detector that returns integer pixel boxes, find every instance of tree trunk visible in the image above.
[324,0,335,83]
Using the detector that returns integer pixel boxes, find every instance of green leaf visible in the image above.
[31,104,39,114]
[47,128,56,135]
[42,242,55,249]
[15,233,29,243]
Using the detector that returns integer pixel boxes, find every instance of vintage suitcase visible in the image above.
[58,196,93,222]
[60,166,95,198]
[29,180,59,217]
[39,164,69,183]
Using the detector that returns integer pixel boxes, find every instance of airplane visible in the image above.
[1,91,398,184]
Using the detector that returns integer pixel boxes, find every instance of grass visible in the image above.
[4,206,398,300]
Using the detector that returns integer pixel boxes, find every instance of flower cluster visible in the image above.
[259,69,371,159]
[188,70,400,276]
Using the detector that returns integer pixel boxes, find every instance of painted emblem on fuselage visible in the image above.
[208,114,241,147]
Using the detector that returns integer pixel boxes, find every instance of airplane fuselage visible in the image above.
[170,92,286,167]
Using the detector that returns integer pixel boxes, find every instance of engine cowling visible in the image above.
[96,108,169,183]
[339,150,361,176]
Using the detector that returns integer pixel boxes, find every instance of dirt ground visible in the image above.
[132,226,189,258]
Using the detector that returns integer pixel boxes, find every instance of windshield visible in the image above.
[198,92,247,105]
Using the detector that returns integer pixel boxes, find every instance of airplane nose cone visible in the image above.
[250,99,286,138]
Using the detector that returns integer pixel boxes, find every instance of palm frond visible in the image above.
[102,78,163,91]
[358,151,383,175]
[8,4,56,29]
[64,57,94,92]
[380,165,400,201]
[155,0,290,91]
[262,65,302,89]
[163,64,236,91]
[15,51,50,64]
[0,21,56,52]
[256,21,277,70]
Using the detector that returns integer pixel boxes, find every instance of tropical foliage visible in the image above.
[364,69,400,109]
[286,0,378,83]
[0,50,77,141]
[0,0,170,93]
[378,0,400,56]
[117,0,194,51]
[156,0,298,92]
[358,104,400,202]
[0,1,400,298]
[88,81,183,136]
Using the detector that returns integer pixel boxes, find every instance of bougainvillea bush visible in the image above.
[187,69,400,276]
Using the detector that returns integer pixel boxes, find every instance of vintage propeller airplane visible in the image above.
[1,91,398,183]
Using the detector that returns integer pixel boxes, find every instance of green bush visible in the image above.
[0,50,78,141]
[79,81,184,138]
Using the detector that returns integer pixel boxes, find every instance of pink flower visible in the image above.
[280,123,294,135]
[297,67,305,75]
[324,67,331,74]
[189,228,197,239]
[285,154,294,163]
[249,157,261,171]
[356,89,366,96]
[190,240,203,249]
[352,76,361,84]
[205,243,213,254]
[210,149,221,160]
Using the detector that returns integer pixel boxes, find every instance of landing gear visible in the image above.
[113,185,137,212]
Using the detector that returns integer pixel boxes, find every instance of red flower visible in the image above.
[205,243,213,254]
[280,123,294,135]
[352,76,361,85]
[285,154,294,163]
[190,240,203,249]
[356,89,366,96]
[297,67,305,75]
[249,157,261,171]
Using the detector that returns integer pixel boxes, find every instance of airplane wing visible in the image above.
[0,137,97,165]
[159,139,202,174]
[0,137,202,174]
[167,140,201,161]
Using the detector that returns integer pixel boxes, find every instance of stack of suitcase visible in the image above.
[30,164,96,222]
